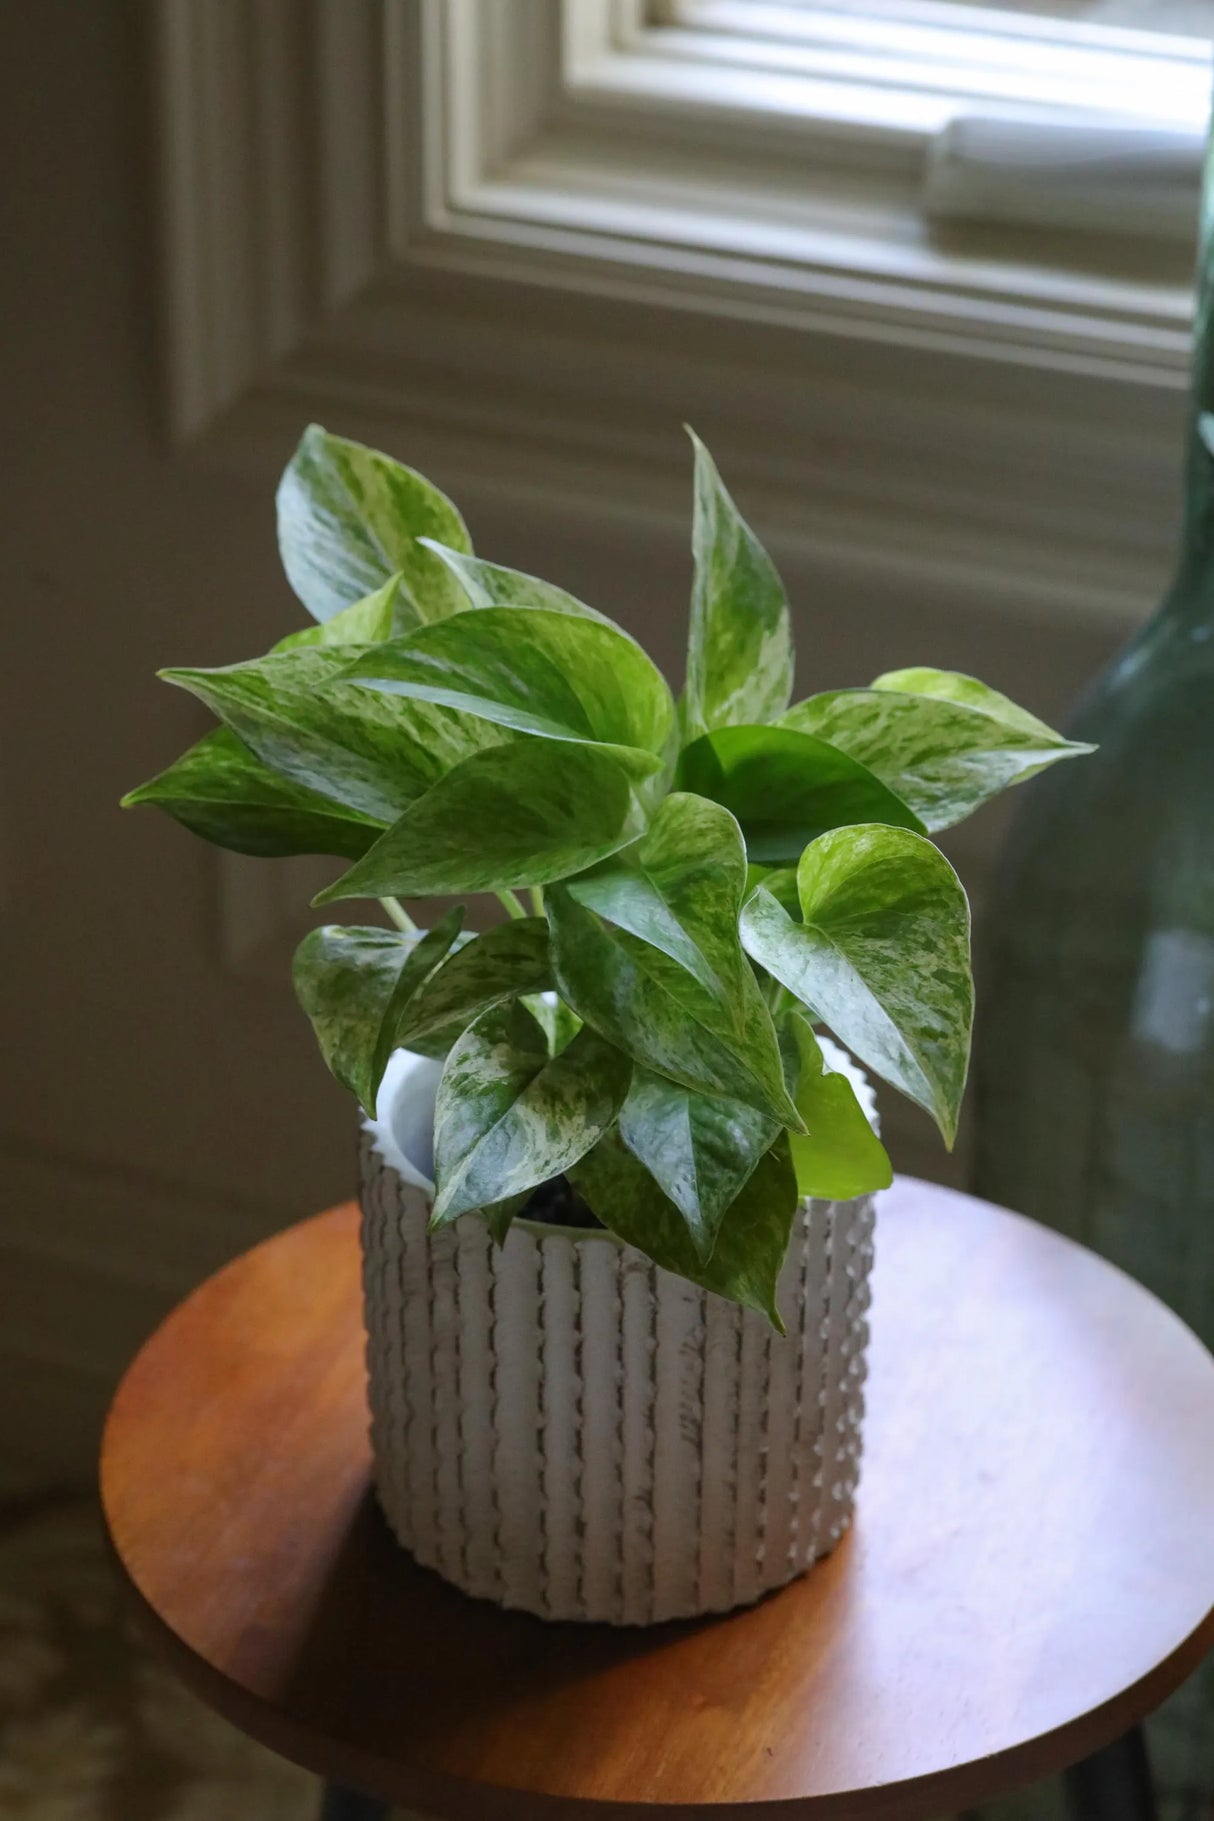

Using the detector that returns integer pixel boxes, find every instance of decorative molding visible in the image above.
[154,0,1190,619]
[154,0,1185,964]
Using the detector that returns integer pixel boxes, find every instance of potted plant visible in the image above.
[124,424,1091,1624]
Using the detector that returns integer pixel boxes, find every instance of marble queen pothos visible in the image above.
[124,425,1092,1325]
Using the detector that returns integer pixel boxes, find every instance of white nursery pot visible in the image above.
[359,1049,878,1627]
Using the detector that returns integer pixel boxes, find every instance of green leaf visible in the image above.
[395,918,553,1054]
[314,741,648,903]
[873,667,1062,737]
[745,863,800,918]
[272,573,407,652]
[546,882,802,1130]
[683,429,794,739]
[292,909,464,1116]
[781,670,1093,833]
[780,1014,892,1200]
[523,993,582,1057]
[572,1131,798,1328]
[159,647,505,824]
[567,792,757,1004]
[342,607,675,781]
[417,541,616,624]
[740,825,973,1146]
[121,727,382,860]
[431,1003,632,1226]
[618,1070,778,1261]
[678,723,925,863]
[276,425,472,626]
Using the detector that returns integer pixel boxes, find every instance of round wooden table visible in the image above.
[101,1179,1214,1821]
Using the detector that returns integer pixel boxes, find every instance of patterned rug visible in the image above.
[0,1497,340,1820]
[1,1495,1209,1820]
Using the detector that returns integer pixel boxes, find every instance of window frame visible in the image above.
[156,0,1196,649]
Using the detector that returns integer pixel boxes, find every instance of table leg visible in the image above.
[1064,1726,1157,1821]
[319,1783,391,1821]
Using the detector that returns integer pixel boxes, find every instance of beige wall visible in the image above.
[0,2,1132,1489]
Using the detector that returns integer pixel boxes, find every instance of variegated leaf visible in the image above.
[273,572,408,652]
[431,1002,632,1226]
[121,726,382,860]
[679,723,923,864]
[874,667,1064,736]
[567,792,756,1004]
[546,881,801,1130]
[293,909,464,1115]
[682,430,794,739]
[314,742,648,902]
[618,1069,778,1260]
[740,825,972,1146]
[159,646,507,824]
[276,425,471,626]
[343,606,675,781]
[779,1013,892,1200]
[522,992,583,1056]
[418,540,615,623]
[572,1131,798,1328]
[395,918,553,1055]
[781,668,1092,833]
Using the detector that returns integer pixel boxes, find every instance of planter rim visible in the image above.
[362,1033,881,1230]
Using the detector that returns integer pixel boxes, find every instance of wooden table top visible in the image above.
[101,1180,1214,1821]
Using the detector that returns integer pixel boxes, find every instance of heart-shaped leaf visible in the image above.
[618,1070,778,1261]
[740,825,972,1145]
[781,669,1093,833]
[121,727,383,860]
[418,540,616,624]
[277,425,472,626]
[342,607,675,780]
[432,1002,632,1226]
[567,792,759,1003]
[293,908,464,1115]
[160,647,506,824]
[683,430,794,739]
[272,572,408,653]
[780,1014,892,1200]
[572,1130,799,1328]
[314,741,648,903]
[679,723,924,863]
[546,882,801,1129]
[395,918,553,1055]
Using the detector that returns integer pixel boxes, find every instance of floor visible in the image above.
[1,1495,1210,1821]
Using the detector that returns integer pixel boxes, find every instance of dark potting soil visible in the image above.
[520,1174,605,1230]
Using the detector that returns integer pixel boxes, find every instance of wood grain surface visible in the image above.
[100,1180,1214,1820]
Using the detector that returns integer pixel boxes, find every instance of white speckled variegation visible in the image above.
[357,1122,876,1626]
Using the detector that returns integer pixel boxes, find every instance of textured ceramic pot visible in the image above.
[359,1129,875,1625]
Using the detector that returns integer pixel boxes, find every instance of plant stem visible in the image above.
[496,889,527,921]
[529,885,545,917]
[379,895,417,933]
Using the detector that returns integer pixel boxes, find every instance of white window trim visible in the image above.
[156,0,1198,641]
[423,0,1199,376]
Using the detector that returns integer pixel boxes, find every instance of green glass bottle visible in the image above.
[972,135,1214,1809]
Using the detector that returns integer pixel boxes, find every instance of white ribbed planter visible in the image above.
[357,1057,877,1625]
